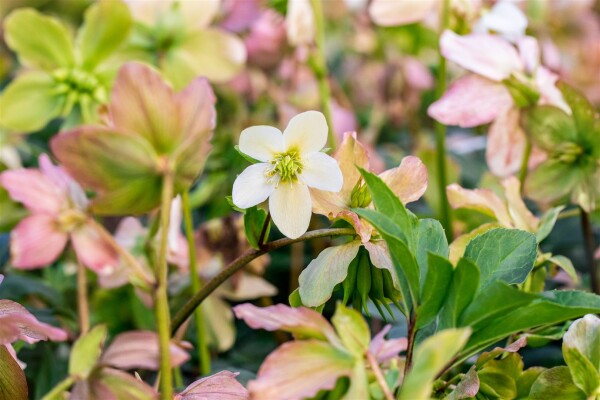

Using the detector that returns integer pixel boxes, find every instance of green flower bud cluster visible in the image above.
[503,73,541,108]
[342,246,402,321]
[349,179,372,208]
[52,68,107,118]
[267,150,303,183]
[553,142,584,164]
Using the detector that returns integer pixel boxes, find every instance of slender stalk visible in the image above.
[366,352,394,400]
[557,208,580,220]
[518,138,533,192]
[171,228,355,334]
[258,213,272,248]
[41,376,75,400]
[580,209,599,294]
[76,260,89,335]
[404,314,417,375]
[434,0,453,241]
[181,191,211,375]
[310,0,336,150]
[156,173,175,399]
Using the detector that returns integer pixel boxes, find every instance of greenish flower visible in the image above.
[0,1,132,132]
[521,82,600,212]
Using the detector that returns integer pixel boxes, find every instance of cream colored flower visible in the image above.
[232,111,343,239]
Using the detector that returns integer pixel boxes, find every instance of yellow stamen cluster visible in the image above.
[266,150,303,184]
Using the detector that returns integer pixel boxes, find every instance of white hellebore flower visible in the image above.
[232,111,343,239]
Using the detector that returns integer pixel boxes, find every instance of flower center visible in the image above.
[55,209,87,233]
[266,150,303,184]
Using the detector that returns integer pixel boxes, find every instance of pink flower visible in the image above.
[245,10,287,69]
[428,31,568,177]
[0,155,119,272]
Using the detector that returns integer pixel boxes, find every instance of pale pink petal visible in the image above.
[428,74,513,127]
[233,303,340,346]
[369,325,408,364]
[440,30,523,81]
[248,340,354,400]
[486,107,527,177]
[286,0,314,46]
[403,57,434,90]
[168,196,183,256]
[331,102,358,140]
[535,67,570,113]
[446,183,513,227]
[363,241,400,289]
[501,177,539,232]
[335,132,371,200]
[0,169,64,214]
[218,274,277,301]
[175,76,217,144]
[175,371,249,400]
[114,217,147,250]
[310,190,347,219]
[300,152,343,192]
[517,36,540,74]
[337,210,372,243]
[369,0,437,26]
[38,154,87,210]
[0,300,67,345]
[378,156,428,204]
[11,214,68,269]
[71,223,119,274]
[474,1,528,42]
[101,331,190,370]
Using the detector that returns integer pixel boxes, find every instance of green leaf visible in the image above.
[563,315,600,395]
[0,72,63,132]
[415,218,449,284]
[416,253,453,329]
[521,105,578,151]
[77,0,132,70]
[459,282,538,330]
[448,223,502,264]
[4,8,74,71]
[549,255,579,283]
[529,366,586,400]
[516,367,545,399]
[563,347,600,396]
[331,303,370,358]
[244,206,269,249]
[463,228,537,291]
[0,345,28,400]
[398,328,471,400]
[438,258,480,330]
[69,325,107,379]
[558,82,596,141]
[289,288,303,307]
[477,353,522,399]
[536,206,564,243]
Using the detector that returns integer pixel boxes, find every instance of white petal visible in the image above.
[283,111,328,156]
[239,126,284,162]
[300,152,343,192]
[232,163,275,209]
[269,182,312,239]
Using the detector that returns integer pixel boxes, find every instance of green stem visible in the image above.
[518,138,533,192]
[580,209,599,294]
[171,228,355,334]
[557,208,580,220]
[181,191,211,375]
[310,0,336,150]
[41,376,75,400]
[434,0,453,241]
[156,173,174,399]
[404,313,417,376]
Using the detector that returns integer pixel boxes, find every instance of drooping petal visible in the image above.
[203,296,236,352]
[298,241,362,307]
[446,184,513,227]
[369,325,408,364]
[232,163,275,209]
[283,111,328,156]
[175,75,217,144]
[335,132,371,199]
[218,274,277,301]
[363,240,400,289]
[269,182,312,239]
[440,30,523,81]
[175,371,249,400]
[0,169,65,214]
[0,299,67,345]
[378,156,428,204]
[248,340,354,400]
[474,0,528,42]
[38,154,88,210]
[233,303,340,345]
[535,67,570,113]
[238,126,284,162]
[486,107,527,177]
[285,0,315,46]
[101,331,190,370]
[369,0,436,26]
[502,177,539,232]
[428,74,513,127]
[310,190,347,219]
[517,36,540,74]
[526,160,580,205]
[71,222,119,274]
[11,215,68,269]
[300,152,343,192]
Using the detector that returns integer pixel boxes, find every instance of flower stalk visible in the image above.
[580,209,599,294]
[366,351,394,400]
[181,191,211,375]
[171,228,356,334]
[518,138,532,193]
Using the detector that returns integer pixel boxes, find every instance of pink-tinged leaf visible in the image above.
[440,31,523,81]
[336,132,371,199]
[94,368,159,400]
[10,214,68,269]
[379,156,428,204]
[446,183,513,227]
[369,0,436,26]
[428,74,513,127]
[0,169,64,214]
[486,107,527,177]
[337,210,372,243]
[0,345,28,400]
[175,371,249,400]
[38,154,88,210]
[248,340,354,400]
[71,222,120,274]
[0,299,67,345]
[363,241,400,289]
[501,177,539,232]
[101,331,190,370]
[233,303,340,345]
[369,325,407,364]
[476,337,527,366]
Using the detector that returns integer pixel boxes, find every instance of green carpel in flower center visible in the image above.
[267,150,303,183]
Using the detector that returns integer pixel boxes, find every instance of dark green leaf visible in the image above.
[415,218,448,284]
[244,206,269,249]
[438,258,480,330]
[416,253,453,329]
